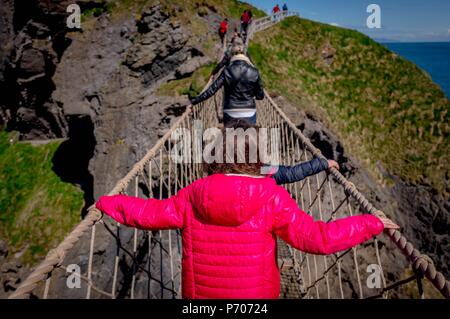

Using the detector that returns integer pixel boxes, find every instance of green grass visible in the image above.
[249,17,450,195]
[94,0,266,20]
[0,131,84,265]
[156,63,216,98]
[162,0,266,20]
[81,7,107,20]
[224,0,266,19]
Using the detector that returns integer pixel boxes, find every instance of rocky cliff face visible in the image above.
[50,4,202,201]
[0,0,74,139]
[0,0,217,297]
[0,0,217,200]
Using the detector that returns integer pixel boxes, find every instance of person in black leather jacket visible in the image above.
[211,46,233,77]
[189,38,264,125]
[211,35,254,76]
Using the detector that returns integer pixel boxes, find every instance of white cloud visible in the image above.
[330,22,339,27]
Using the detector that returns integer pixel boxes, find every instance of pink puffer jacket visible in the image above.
[96,174,384,299]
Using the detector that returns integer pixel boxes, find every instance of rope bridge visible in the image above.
[8,12,449,300]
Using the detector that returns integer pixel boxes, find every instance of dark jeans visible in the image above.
[219,32,226,43]
[223,113,257,126]
[241,22,249,34]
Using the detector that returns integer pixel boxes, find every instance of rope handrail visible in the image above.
[245,11,300,48]
[8,10,449,300]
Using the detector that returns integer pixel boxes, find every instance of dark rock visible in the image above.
[3,273,20,291]
[124,4,193,88]
[0,0,78,139]
[0,240,8,258]
[1,261,20,273]
[175,55,210,78]
[18,47,46,77]
[120,26,131,39]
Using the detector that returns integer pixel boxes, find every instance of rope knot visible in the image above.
[88,207,103,223]
[46,247,66,267]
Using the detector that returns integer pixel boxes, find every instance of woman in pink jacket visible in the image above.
[96,123,399,299]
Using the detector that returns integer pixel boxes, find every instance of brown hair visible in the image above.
[203,120,264,176]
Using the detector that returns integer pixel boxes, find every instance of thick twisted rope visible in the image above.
[387,229,449,298]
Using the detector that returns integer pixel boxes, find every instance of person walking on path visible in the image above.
[273,4,281,14]
[272,4,281,22]
[189,37,264,125]
[218,18,228,44]
[240,10,251,36]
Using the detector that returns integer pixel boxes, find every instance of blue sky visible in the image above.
[245,0,450,42]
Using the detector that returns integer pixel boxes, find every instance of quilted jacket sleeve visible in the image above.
[272,188,384,255]
[272,157,329,185]
[95,188,190,231]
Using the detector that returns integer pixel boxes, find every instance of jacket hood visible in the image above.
[190,174,276,227]
[230,54,254,67]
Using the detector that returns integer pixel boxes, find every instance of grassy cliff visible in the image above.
[248,17,450,195]
[0,131,83,265]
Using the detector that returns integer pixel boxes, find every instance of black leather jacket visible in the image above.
[211,51,232,76]
[190,60,265,111]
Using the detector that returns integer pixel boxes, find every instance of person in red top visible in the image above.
[240,10,251,35]
[218,18,228,44]
[272,4,281,14]
[272,4,281,22]
[95,122,399,299]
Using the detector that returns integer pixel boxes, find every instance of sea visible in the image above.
[383,42,450,99]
